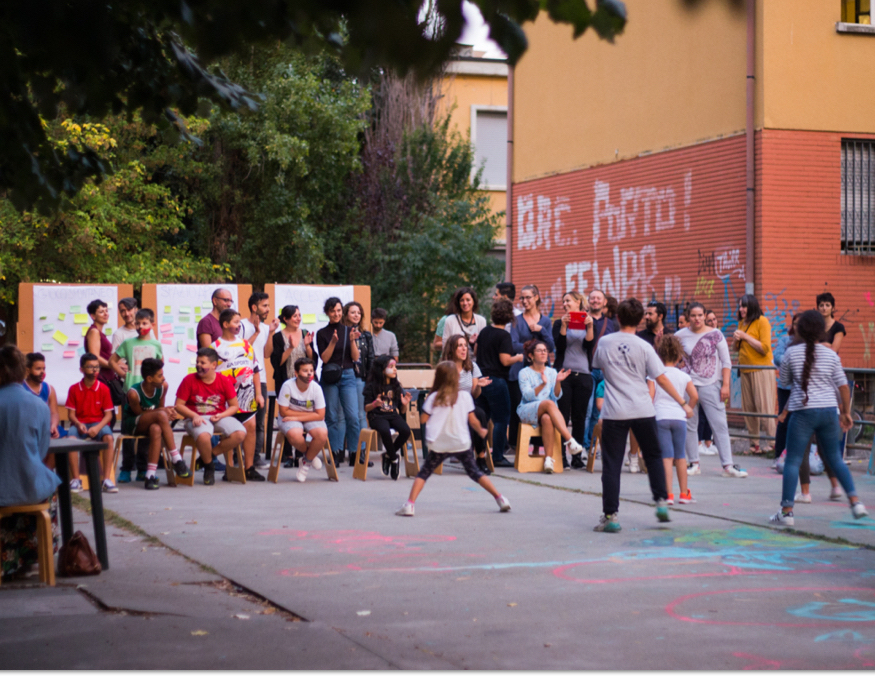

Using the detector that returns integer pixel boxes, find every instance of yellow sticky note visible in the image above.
[164,306,171,313]
[58,313,66,321]
[302,314,317,324]
[81,326,88,337]
[187,367,197,374]
[52,330,68,345]
[73,314,88,324]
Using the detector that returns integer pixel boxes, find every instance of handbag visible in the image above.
[320,327,346,386]
[103,375,126,407]
[58,531,102,577]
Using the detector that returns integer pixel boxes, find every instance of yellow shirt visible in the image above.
[737,315,773,372]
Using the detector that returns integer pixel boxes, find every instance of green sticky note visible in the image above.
[58,313,66,321]
[195,315,201,322]
[187,367,197,374]
[104,328,112,336]
[42,323,53,332]
[41,343,54,352]
[195,306,201,313]
[187,328,194,340]
[164,306,171,313]
[318,314,329,321]
[177,340,183,351]
[179,306,191,314]
[179,316,189,323]
[70,305,81,313]
[39,315,47,320]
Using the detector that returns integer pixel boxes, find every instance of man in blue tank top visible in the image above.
[23,352,66,439]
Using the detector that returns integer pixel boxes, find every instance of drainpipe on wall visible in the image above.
[745,0,756,295]
[506,64,514,282]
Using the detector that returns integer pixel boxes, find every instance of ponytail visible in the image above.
[794,310,826,405]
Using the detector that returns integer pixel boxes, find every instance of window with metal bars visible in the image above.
[841,140,875,255]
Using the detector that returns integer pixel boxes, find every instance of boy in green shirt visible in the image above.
[110,309,163,391]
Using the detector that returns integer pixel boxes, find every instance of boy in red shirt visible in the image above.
[175,347,247,485]
[65,353,117,493]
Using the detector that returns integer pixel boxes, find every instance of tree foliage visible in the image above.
[0,0,626,212]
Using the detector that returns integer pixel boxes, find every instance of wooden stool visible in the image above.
[515,424,563,473]
[176,434,197,487]
[404,400,424,478]
[0,503,55,586]
[160,445,178,487]
[586,421,602,473]
[111,434,145,482]
[483,421,496,473]
[353,429,378,481]
[269,431,338,483]
[179,432,246,485]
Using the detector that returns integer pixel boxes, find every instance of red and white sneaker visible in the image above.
[678,490,696,504]
[666,493,674,505]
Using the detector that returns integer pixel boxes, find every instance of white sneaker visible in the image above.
[686,462,701,476]
[830,486,843,501]
[722,464,748,478]
[296,461,310,483]
[395,502,415,517]
[852,502,869,519]
[629,456,640,473]
[769,510,794,526]
[565,438,585,456]
[795,493,812,504]
[543,456,555,474]
[102,479,118,494]
[69,479,82,493]
[496,495,511,512]
[310,454,323,470]
[699,444,718,456]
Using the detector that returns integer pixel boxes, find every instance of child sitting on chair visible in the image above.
[277,358,327,483]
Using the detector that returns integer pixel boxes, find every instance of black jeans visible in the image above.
[368,413,411,460]
[600,417,667,516]
[697,405,713,443]
[120,438,147,473]
[774,387,791,455]
[557,372,593,448]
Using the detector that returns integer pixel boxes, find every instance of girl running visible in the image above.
[396,362,511,516]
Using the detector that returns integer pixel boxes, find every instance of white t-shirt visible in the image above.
[111,326,156,351]
[458,362,482,394]
[422,390,475,452]
[652,366,692,421]
[675,327,732,387]
[278,378,326,412]
[592,332,666,421]
[442,314,487,343]
[240,319,269,374]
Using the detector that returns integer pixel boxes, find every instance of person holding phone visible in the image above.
[552,291,594,468]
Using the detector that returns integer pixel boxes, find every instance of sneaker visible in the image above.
[769,510,794,526]
[594,513,622,533]
[543,456,555,474]
[203,461,215,486]
[172,459,191,479]
[687,462,701,476]
[135,470,147,482]
[496,495,511,512]
[69,478,82,493]
[565,438,585,455]
[722,464,748,478]
[117,470,132,484]
[852,502,869,519]
[144,476,160,490]
[296,461,310,483]
[477,457,491,475]
[678,490,696,504]
[699,443,718,456]
[795,493,812,504]
[666,493,674,505]
[571,455,585,469]
[396,502,415,517]
[629,456,640,473]
[830,486,843,501]
[381,453,391,477]
[390,457,400,481]
[310,454,323,470]
[655,499,671,522]
[254,455,270,469]
[102,479,118,494]
[245,466,266,482]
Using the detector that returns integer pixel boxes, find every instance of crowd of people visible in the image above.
[1,284,869,578]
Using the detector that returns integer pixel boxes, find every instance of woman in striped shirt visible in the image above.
[770,310,867,526]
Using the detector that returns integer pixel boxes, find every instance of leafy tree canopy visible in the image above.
[0,0,626,212]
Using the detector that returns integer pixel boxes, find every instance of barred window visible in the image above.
[841,140,875,254]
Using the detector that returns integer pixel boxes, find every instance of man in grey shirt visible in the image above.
[591,298,692,533]
[370,308,399,359]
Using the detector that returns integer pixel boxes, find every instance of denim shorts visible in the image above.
[74,422,113,439]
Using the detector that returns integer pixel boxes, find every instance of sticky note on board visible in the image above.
[63,351,75,359]
[52,330,68,345]
[104,328,111,336]
[187,328,194,340]
[58,313,66,321]
[190,358,196,365]
[179,316,189,323]
[39,315,47,320]
[42,323,53,332]
[194,315,201,322]
[161,338,172,345]
[160,323,172,333]
[185,344,197,352]
[174,326,184,335]
[302,314,317,324]
[162,315,173,324]
[194,307,201,314]
[73,314,88,324]
[187,367,197,374]
[41,343,54,352]
[164,306,171,313]
[70,305,81,313]
[179,307,191,314]
[81,326,88,337]
[177,340,183,351]
[67,340,80,347]
[318,314,329,322]
[168,357,180,364]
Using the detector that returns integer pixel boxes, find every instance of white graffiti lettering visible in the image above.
[517,194,578,251]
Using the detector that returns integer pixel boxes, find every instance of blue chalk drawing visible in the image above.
[788,599,875,622]
[815,630,872,643]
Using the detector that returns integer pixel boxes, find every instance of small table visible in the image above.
[48,437,110,570]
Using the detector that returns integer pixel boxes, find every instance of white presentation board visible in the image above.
[153,284,241,399]
[32,285,119,405]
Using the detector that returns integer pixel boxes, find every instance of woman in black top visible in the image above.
[316,297,361,465]
[475,300,524,468]
[270,305,315,395]
[817,292,846,354]
[363,355,411,480]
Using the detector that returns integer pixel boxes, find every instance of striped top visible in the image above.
[778,343,847,411]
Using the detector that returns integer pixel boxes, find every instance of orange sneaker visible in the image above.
[678,490,696,504]
[666,493,674,505]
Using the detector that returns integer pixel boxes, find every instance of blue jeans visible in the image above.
[338,377,368,433]
[583,369,603,449]
[477,377,511,461]
[323,368,361,456]
[781,407,857,508]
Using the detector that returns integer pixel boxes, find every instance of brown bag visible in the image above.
[58,531,102,577]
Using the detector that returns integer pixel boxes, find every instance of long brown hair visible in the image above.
[342,301,368,331]
[794,310,826,406]
[440,334,474,372]
[429,361,460,407]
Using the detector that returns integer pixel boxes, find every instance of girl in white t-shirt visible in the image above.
[649,336,698,505]
[395,362,511,517]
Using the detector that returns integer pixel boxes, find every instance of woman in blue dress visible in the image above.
[517,340,585,473]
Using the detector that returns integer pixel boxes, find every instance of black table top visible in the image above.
[48,437,107,454]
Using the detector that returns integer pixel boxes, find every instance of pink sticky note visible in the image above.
[62,351,75,358]
[160,323,173,333]
[185,344,198,352]
[67,340,80,347]
[161,338,172,345]
[168,357,181,364]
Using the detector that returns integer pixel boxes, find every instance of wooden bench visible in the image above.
[0,503,55,586]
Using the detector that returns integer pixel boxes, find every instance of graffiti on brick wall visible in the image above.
[516,195,575,251]
[762,289,802,342]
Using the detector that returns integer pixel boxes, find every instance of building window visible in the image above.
[842,0,871,24]
[471,107,507,190]
[841,140,875,254]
